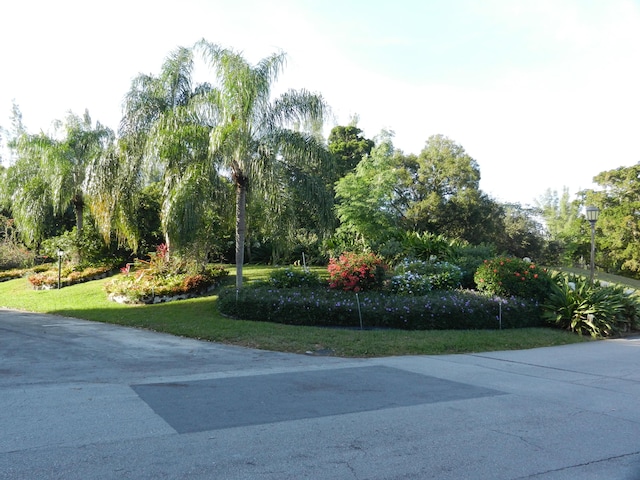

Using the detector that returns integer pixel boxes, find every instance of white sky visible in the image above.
[1,0,639,205]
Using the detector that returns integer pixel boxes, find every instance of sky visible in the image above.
[1,0,639,206]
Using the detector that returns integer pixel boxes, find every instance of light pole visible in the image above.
[585,206,600,284]
[57,248,64,289]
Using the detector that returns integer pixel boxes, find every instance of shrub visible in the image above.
[453,243,496,289]
[474,257,552,301]
[328,252,388,292]
[268,267,323,289]
[400,231,455,262]
[217,285,543,330]
[389,259,462,295]
[0,242,35,270]
[542,273,640,337]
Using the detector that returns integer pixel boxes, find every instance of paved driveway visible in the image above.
[1,309,640,479]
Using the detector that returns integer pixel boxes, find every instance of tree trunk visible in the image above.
[74,196,84,264]
[235,181,247,289]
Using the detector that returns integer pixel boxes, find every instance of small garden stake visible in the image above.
[356,293,363,330]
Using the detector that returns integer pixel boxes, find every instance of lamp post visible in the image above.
[585,206,600,284]
[57,248,64,290]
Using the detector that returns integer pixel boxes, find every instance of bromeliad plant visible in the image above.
[542,273,640,337]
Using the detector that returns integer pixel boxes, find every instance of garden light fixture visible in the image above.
[585,206,599,284]
[57,248,64,289]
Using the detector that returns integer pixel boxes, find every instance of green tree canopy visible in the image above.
[334,131,405,249]
[589,163,640,275]
[328,125,374,180]
[7,110,113,255]
[536,187,586,265]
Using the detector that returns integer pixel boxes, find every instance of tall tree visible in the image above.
[334,131,405,249]
[589,164,640,276]
[394,134,505,243]
[496,203,545,259]
[110,46,231,255]
[194,40,333,288]
[536,187,585,265]
[8,110,113,255]
[328,125,374,180]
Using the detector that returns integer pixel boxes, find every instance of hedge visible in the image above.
[217,286,543,330]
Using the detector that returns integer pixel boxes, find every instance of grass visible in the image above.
[0,265,592,357]
[555,266,640,289]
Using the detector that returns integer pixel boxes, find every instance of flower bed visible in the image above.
[28,265,115,290]
[104,264,229,304]
[0,265,50,283]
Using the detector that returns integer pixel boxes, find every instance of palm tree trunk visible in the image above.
[74,196,84,264]
[235,181,247,289]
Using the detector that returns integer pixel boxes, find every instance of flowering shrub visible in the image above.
[217,285,542,330]
[474,257,552,301]
[389,259,462,295]
[268,267,323,289]
[328,252,387,292]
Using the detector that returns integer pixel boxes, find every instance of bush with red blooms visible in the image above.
[327,252,387,292]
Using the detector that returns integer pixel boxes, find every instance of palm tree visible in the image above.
[3,153,52,248]
[8,110,113,258]
[112,46,231,256]
[194,40,334,288]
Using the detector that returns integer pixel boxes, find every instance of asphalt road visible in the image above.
[2,308,640,479]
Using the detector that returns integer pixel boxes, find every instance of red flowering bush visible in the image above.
[328,252,388,292]
[474,257,552,301]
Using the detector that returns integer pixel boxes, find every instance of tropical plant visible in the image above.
[0,214,34,269]
[8,110,114,258]
[542,273,640,337]
[105,46,232,256]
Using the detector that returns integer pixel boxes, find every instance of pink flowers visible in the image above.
[328,252,387,292]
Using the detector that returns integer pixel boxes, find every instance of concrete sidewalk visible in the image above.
[1,308,640,479]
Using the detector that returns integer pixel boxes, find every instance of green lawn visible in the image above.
[555,266,640,289]
[0,265,592,357]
